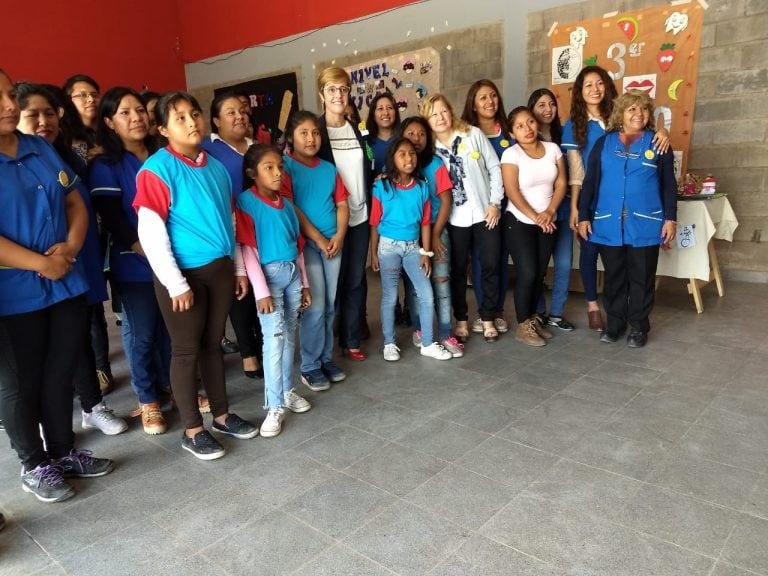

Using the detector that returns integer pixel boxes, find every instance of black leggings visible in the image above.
[448,221,501,322]
[229,286,262,359]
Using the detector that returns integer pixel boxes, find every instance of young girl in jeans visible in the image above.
[236,144,313,438]
[282,111,349,393]
[134,91,258,460]
[370,137,452,362]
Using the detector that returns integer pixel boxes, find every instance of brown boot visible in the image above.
[140,402,166,435]
[533,316,553,340]
[516,319,546,347]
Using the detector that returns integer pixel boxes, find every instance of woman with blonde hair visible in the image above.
[422,94,504,343]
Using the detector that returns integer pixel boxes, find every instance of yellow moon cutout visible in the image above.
[667,79,683,101]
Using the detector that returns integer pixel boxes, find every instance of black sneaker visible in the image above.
[547,316,575,331]
[627,330,648,348]
[55,449,114,478]
[212,414,259,439]
[21,463,75,503]
[600,331,619,343]
[181,430,226,460]
[321,361,346,383]
[300,369,331,392]
[221,337,239,354]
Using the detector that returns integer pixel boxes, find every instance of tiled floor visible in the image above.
[2,276,768,575]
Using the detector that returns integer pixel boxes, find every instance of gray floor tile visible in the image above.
[436,401,526,434]
[344,500,469,576]
[404,464,517,529]
[290,544,396,575]
[618,484,739,557]
[294,425,385,469]
[510,365,583,392]
[569,430,673,480]
[497,412,593,455]
[525,459,644,523]
[560,376,642,407]
[345,442,447,497]
[721,513,768,574]
[480,381,555,411]
[528,350,606,377]
[204,509,333,576]
[282,473,394,538]
[530,393,619,428]
[710,561,767,576]
[428,533,566,575]
[646,452,760,509]
[346,401,430,439]
[0,526,57,576]
[260,412,340,450]
[679,424,768,473]
[621,389,712,423]
[586,359,664,387]
[743,473,768,519]
[308,390,380,423]
[395,417,490,461]
[600,408,693,445]
[455,436,559,490]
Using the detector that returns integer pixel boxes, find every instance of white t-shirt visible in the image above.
[328,122,368,226]
[500,141,562,225]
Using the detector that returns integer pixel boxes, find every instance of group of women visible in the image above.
[0,62,676,506]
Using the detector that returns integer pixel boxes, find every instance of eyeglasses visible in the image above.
[71,91,100,101]
[324,86,350,96]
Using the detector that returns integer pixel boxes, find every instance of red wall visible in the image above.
[5,1,186,92]
[175,0,416,62]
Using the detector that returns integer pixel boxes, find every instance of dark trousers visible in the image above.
[229,286,262,359]
[154,257,232,429]
[90,302,111,372]
[0,296,87,470]
[598,243,660,334]
[504,213,556,324]
[73,304,105,412]
[337,222,370,349]
[448,221,501,321]
[578,237,601,302]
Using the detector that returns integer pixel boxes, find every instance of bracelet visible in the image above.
[419,248,434,257]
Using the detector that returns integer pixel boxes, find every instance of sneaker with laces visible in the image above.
[383,343,401,362]
[283,390,312,413]
[420,342,452,360]
[547,316,575,331]
[441,337,465,358]
[212,413,259,439]
[321,361,346,383]
[55,449,114,478]
[181,430,226,460]
[140,402,167,435]
[301,369,331,391]
[494,317,509,333]
[260,408,286,438]
[412,330,422,347]
[471,317,484,333]
[82,401,128,436]
[21,463,74,503]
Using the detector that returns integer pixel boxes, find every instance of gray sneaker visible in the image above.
[283,390,312,413]
[21,463,75,503]
[54,449,114,478]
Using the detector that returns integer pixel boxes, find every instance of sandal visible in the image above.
[483,321,499,343]
[455,321,470,343]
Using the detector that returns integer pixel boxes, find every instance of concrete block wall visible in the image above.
[528,0,768,279]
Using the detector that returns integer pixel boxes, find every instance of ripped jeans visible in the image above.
[406,228,452,341]
[257,261,302,409]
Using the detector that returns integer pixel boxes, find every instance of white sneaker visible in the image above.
[383,343,401,362]
[441,337,465,358]
[82,402,128,436]
[412,330,422,347]
[472,317,484,333]
[420,342,452,360]
[283,390,311,413]
[260,408,286,438]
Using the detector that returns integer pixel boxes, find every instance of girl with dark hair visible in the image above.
[15,82,126,436]
[399,116,461,357]
[236,144,313,438]
[366,92,401,173]
[134,91,258,460]
[527,87,574,331]
[1,68,114,503]
[90,86,171,435]
[282,110,349,391]
[202,90,264,380]
[563,66,669,332]
[461,79,511,336]
[370,137,452,362]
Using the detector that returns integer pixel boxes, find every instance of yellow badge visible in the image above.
[358,121,367,132]
[458,142,468,154]
[500,139,510,148]
[58,170,69,187]
[644,150,655,160]
[470,151,481,160]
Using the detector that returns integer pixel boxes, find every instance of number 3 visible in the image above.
[607,43,626,80]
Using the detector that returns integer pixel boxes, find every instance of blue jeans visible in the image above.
[537,216,574,317]
[337,222,369,349]
[406,229,452,340]
[258,261,302,409]
[118,281,171,404]
[378,237,435,346]
[300,240,341,372]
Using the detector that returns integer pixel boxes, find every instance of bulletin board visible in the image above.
[549,2,705,177]
[343,47,440,122]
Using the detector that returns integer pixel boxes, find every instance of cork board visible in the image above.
[549,2,704,176]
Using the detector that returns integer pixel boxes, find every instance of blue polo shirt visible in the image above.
[90,153,153,282]
[369,136,393,174]
[370,178,430,242]
[562,117,606,170]
[201,134,249,199]
[236,188,301,265]
[0,133,88,316]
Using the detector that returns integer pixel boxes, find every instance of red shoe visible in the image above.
[343,348,367,361]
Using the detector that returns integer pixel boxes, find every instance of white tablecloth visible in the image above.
[656,196,738,282]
